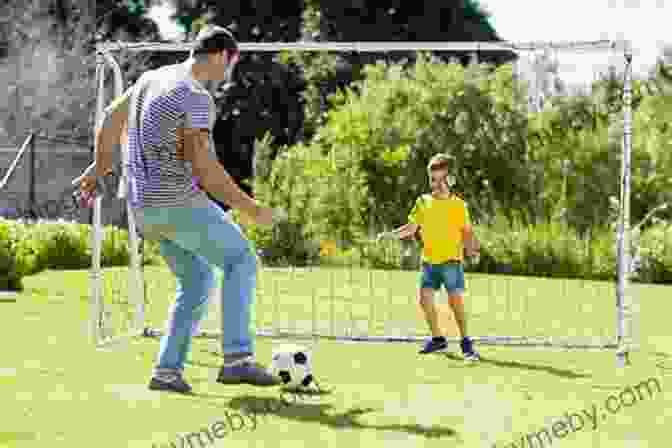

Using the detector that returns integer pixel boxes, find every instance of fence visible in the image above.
[0,132,126,226]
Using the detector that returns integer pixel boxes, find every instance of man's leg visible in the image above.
[189,210,236,338]
[150,239,215,393]
[150,201,277,386]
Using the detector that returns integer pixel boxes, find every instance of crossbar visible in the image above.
[97,40,628,54]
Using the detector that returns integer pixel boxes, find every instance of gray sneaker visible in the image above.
[216,360,281,386]
[148,375,193,394]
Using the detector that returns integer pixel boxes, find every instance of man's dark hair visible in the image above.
[191,26,239,57]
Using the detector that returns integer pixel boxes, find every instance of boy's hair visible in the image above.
[426,153,464,199]
[427,153,453,174]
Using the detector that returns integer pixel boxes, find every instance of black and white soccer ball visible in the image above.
[271,344,314,390]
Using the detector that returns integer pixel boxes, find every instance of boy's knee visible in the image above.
[418,288,435,304]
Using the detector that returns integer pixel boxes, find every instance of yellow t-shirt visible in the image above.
[408,193,471,264]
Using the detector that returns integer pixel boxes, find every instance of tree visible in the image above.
[165,0,518,161]
[0,0,163,144]
[286,56,535,240]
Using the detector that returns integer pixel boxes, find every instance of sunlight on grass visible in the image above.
[0,267,669,448]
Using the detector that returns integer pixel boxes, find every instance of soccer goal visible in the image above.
[87,39,637,366]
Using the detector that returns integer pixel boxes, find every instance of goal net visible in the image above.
[87,39,637,365]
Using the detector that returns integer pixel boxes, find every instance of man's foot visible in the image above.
[148,374,193,394]
[460,337,481,362]
[216,359,281,386]
[464,351,481,362]
[419,336,448,354]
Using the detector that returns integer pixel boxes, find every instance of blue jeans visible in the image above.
[136,200,257,372]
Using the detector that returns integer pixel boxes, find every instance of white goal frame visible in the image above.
[88,39,635,367]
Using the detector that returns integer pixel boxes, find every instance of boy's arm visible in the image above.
[377,198,423,241]
[462,226,479,255]
[388,223,419,240]
[461,205,480,256]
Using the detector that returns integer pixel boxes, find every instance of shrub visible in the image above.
[27,220,90,271]
[635,222,672,283]
[0,220,23,291]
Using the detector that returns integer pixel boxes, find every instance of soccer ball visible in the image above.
[270,344,314,390]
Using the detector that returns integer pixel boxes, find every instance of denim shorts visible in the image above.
[419,261,465,295]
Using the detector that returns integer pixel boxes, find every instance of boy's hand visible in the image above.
[464,237,481,257]
[376,231,395,243]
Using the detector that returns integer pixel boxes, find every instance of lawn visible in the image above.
[0,266,670,448]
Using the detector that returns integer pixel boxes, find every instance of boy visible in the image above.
[378,153,481,361]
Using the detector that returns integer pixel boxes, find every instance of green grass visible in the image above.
[0,267,670,448]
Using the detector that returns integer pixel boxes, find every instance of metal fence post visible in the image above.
[29,132,36,220]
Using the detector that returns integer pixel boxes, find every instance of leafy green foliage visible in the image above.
[28,221,90,271]
[126,0,146,17]
[312,55,534,232]
[637,222,672,283]
[0,220,23,291]
[0,220,162,280]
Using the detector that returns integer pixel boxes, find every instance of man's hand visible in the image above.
[71,166,99,208]
[253,206,288,227]
[75,175,98,196]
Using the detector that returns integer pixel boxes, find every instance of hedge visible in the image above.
[2,218,671,293]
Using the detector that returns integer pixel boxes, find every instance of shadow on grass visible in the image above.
[227,395,458,440]
[441,353,591,379]
[179,390,457,440]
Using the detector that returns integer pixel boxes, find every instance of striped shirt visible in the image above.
[124,60,216,209]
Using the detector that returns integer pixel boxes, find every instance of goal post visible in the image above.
[88,39,635,366]
[88,49,146,348]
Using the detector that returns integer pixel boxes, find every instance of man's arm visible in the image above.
[72,88,132,193]
[94,86,132,177]
[182,128,261,220]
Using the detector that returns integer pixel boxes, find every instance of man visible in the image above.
[77,26,281,393]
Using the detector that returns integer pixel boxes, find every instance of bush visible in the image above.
[473,213,622,281]
[248,219,320,268]
[29,220,90,271]
[635,222,672,283]
[318,240,363,268]
[0,220,23,291]
[0,220,163,278]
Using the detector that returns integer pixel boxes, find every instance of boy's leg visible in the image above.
[418,263,448,354]
[150,239,215,393]
[419,288,442,338]
[445,264,480,360]
[447,294,467,339]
